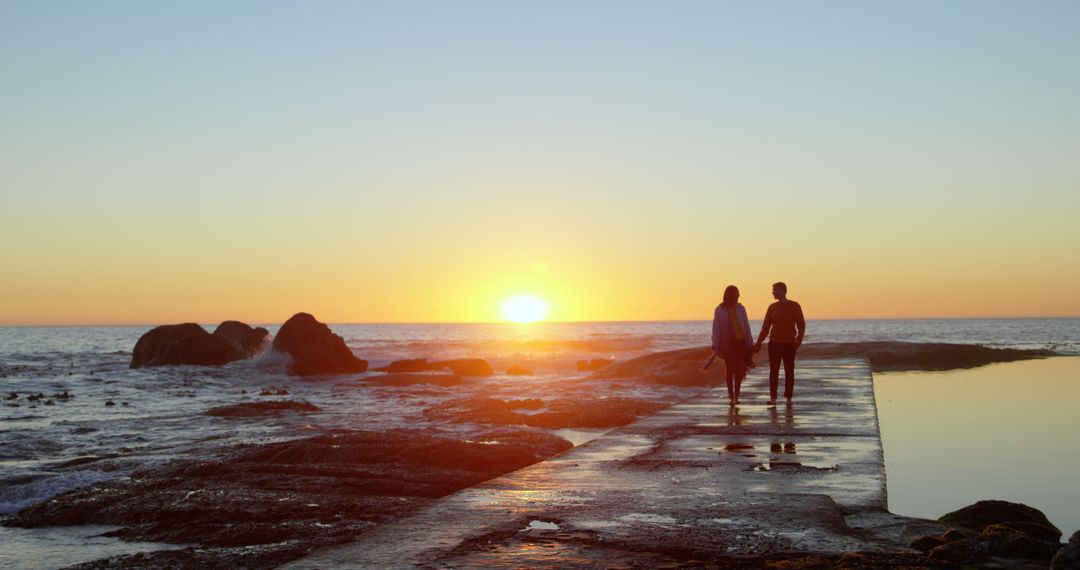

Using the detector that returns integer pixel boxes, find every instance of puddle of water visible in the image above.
[0,525,180,570]
[551,428,607,447]
[618,513,676,525]
[522,520,559,531]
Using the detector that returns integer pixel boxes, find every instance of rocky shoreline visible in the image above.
[7,428,574,568]
[3,318,1074,568]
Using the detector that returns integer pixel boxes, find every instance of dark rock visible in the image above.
[1052,541,1080,569]
[984,521,1064,543]
[424,396,667,428]
[105,400,115,406]
[130,323,247,368]
[939,500,1061,539]
[1070,530,1080,545]
[204,401,319,417]
[430,359,493,377]
[272,313,368,376]
[27,393,45,401]
[212,321,270,358]
[362,374,468,387]
[928,538,991,563]
[909,535,945,551]
[160,333,247,367]
[982,525,1063,560]
[577,358,613,371]
[799,341,1054,372]
[373,358,494,377]
[943,528,969,542]
[5,392,17,400]
[588,347,720,386]
[506,365,533,376]
[131,323,209,368]
[374,359,440,373]
[130,320,269,369]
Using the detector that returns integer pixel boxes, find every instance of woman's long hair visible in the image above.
[722,285,739,308]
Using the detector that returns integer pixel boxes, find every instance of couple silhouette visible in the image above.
[711,282,805,406]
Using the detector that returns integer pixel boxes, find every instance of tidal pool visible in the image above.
[875,356,1080,535]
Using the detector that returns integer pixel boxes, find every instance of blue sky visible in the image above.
[2,1,1079,322]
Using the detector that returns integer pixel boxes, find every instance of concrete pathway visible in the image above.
[285,358,938,568]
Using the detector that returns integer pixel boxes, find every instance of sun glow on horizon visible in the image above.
[500,295,550,323]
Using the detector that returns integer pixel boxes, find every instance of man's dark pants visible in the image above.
[768,341,797,399]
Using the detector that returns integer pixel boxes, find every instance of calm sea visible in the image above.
[1,318,1078,567]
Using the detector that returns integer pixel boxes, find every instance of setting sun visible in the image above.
[500,295,550,323]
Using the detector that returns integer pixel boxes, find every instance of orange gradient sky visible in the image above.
[3,2,1079,325]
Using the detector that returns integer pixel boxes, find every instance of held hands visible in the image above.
[753,342,762,354]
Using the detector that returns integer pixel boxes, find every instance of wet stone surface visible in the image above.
[286,359,954,568]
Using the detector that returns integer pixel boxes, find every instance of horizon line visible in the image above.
[2,315,1079,327]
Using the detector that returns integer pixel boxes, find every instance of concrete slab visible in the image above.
[285,359,926,568]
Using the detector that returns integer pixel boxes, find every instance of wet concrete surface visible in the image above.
[285,359,949,568]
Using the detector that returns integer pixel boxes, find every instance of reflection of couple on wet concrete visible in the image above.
[712,282,805,407]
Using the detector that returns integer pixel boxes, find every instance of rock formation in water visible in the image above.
[130,323,246,368]
[910,500,1067,564]
[374,358,493,377]
[203,400,319,417]
[272,312,368,376]
[359,373,468,387]
[939,500,1062,539]
[587,347,720,386]
[587,342,1058,383]
[212,321,270,358]
[798,342,1055,371]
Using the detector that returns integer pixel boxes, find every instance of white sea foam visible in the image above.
[0,470,117,515]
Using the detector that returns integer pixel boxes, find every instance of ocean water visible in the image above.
[1,318,1078,567]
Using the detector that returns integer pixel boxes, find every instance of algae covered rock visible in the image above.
[939,500,1061,541]
[982,525,1062,560]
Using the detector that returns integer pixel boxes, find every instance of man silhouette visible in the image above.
[754,282,805,405]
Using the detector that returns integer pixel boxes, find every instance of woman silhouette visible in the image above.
[712,285,754,405]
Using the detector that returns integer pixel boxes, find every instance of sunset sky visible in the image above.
[3,1,1079,325]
